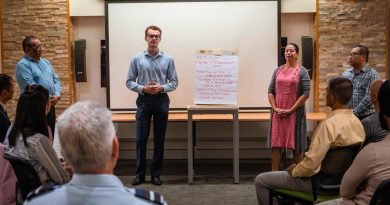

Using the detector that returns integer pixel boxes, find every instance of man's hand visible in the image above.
[143,81,163,94]
[50,96,61,106]
[286,163,297,175]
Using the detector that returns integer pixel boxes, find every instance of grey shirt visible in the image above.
[5,133,69,184]
[361,112,388,147]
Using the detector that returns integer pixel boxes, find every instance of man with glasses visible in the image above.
[15,35,61,135]
[126,25,178,186]
[341,45,379,120]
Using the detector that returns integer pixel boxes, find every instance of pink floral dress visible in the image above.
[271,65,300,149]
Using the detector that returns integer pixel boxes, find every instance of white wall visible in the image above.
[281,13,315,64]
[69,0,104,16]
[281,0,316,13]
[72,17,106,106]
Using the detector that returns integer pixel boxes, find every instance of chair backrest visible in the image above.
[369,178,390,205]
[313,143,361,195]
[3,153,42,200]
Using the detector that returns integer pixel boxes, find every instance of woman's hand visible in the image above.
[273,107,282,115]
[61,160,73,178]
[279,109,293,116]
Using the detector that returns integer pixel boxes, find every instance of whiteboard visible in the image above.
[106,1,280,110]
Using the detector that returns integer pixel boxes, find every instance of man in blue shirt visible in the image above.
[341,44,379,120]
[126,25,178,186]
[15,36,61,135]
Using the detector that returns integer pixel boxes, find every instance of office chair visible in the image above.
[3,153,41,205]
[269,143,361,205]
[369,178,390,205]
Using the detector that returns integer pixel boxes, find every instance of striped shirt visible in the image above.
[5,133,69,184]
[341,63,379,117]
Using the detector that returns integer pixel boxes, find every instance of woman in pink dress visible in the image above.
[267,43,311,171]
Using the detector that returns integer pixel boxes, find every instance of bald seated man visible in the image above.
[361,79,388,147]
[24,101,168,205]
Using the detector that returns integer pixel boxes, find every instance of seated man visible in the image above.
[254,77,365,205]
[0,74,14,143]
[25,101,168,205]
[361,79,388,147]
[318,79,390,205]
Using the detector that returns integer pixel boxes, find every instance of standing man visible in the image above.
[361,79,387,146]
[126,25,178,186]
[342,44,379,120]
[15,36,61,136]
[0,74,14,143]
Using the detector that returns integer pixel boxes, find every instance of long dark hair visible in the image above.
[24,84,49,102]
[8,91,49,146]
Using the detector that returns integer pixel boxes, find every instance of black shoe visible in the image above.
[151,176,162,186]
[131,176,145,186]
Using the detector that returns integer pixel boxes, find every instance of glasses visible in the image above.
[30,44,44,50]
[349,52,361,57]
[147,34,160,39]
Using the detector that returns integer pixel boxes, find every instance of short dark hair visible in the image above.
[22,35,39,53]
[354,44,369,62]
[0,74,12,93]
[378,80,390,130]
[287,43,299,54]
[145,25,162,37]
[328,77,353,105]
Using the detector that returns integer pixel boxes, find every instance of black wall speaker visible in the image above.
[74,39,87,82]
[301,36,313,79]
[280,37,288,65]
[101,40,107,87]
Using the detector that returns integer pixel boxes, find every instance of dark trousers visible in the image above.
[135,93,169,178]
[47,106,56,139]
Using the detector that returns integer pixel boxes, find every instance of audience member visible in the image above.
[255,77,365,205]
[0,74,14,143]
[341,45,379,120]
[0,74,16,205]
[4,91,69,185]
[361,79,387,147]
[25,101,168,205]
[318,80,390,205]
[0,144,16,205]
[24,84,53,141]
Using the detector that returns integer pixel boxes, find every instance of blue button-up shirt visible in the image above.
[126,50,178,94]
[341,63,379,117]
[15,55,61,96]
[24,174,167,205]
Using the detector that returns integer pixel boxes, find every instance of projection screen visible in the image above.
[106,0,280,110]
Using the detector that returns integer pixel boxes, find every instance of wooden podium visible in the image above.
[187,105,239,184]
